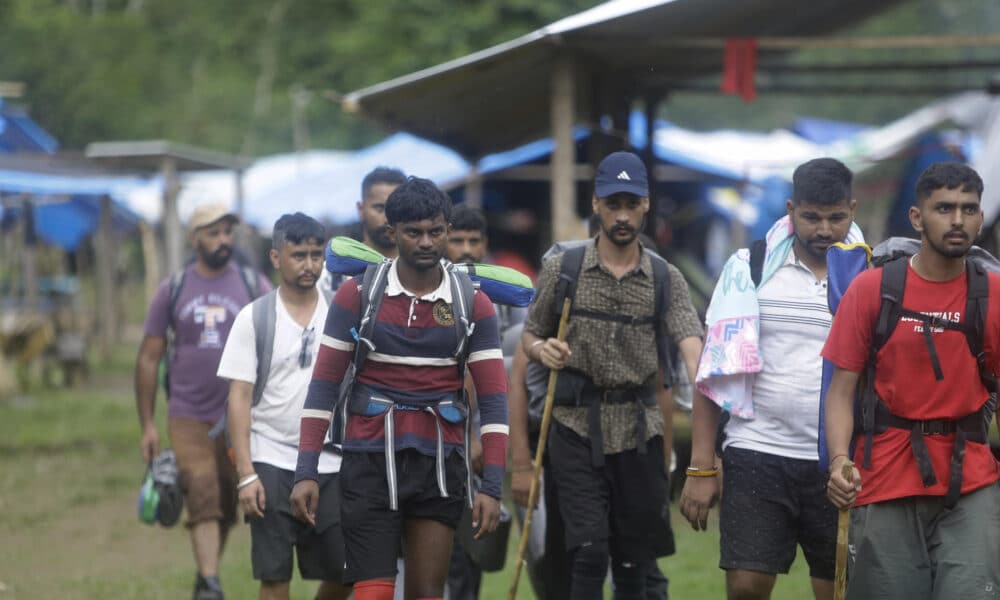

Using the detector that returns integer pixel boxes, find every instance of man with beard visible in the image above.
[825,163,1000,599]
[136,204,270,600]
[320,167,407,295]
[218,213,351,600]
[522,151,704,599]
[681,158,861,600]
[358,167,408,256]
[444,205,525,600]
[291,177,507,600]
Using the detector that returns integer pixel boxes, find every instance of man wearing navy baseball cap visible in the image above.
[521,150,705,598]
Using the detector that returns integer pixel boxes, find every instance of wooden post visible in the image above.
[233,167,257,268]
[139,220,160,306]
[464,167,483,209]
[642,94,662,238]
[95,195,116,360]
[22,197,39,309]
[550,54,585,244]
[161,156,183,276]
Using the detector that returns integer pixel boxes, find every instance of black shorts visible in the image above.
[339,449,467,584]
[719,447,837,580]
[249,462,345,583]
[547,422,674,562]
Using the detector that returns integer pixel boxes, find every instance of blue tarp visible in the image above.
[1,195,140,251]
[243,132,469,229]
[0,99,59,154]
[792,117,870,145]
[0,165,146,251]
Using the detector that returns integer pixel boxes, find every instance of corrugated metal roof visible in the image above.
[342,0,902,157]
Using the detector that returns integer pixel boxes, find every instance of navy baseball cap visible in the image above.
[594,151,649,198]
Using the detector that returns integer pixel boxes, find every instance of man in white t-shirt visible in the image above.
[218,213,350,600]
[680,158,859,600]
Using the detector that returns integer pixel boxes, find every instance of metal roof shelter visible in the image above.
[340,0,912,241]
[85,140,251,276]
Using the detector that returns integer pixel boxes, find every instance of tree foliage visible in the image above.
[0,0,598,153]
[2,0,999,154]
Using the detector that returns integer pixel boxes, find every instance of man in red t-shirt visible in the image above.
[824,162,1000,598]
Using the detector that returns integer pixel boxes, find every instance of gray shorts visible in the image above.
[847,481,1000,600]
[250,462,345,583]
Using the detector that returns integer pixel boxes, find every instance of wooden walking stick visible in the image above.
[508,297,571,600]
[834,461,855,600]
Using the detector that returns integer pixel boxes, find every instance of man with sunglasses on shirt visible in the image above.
[218,213,350,600]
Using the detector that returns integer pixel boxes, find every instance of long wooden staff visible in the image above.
[834,461,855,600]
[508,297,572,600]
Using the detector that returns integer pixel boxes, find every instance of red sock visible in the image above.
[354,580,395,600]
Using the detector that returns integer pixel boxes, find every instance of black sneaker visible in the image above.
[193,574,224,600]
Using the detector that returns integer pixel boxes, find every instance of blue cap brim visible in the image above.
[595,181,649,199]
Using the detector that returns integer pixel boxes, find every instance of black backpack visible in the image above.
[855,240,998,509]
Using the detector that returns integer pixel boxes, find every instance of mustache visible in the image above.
[211,245,232,257]
[455,255,477,264]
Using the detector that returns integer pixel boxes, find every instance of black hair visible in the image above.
[361,166,407,199]
[791,158,853,206]
[385,176,452,226]
[915,162,984,205]
[272,212,326,249]
[450,204,487,235]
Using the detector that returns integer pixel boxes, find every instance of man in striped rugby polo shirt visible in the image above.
[290,177,507,600]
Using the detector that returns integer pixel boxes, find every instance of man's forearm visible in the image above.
[521,330,544,363]
[507,346,533,466]
[657,386,674,470]
[689,391,721,467]
[677,336,718,466]
[825,368,859,462]
[135,356,159,428]
[227,383,254,478]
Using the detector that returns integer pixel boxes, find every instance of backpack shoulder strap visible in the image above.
[749,239,767,288]
[167,269,187,329]
[353,260,393,371]
[647,250,672,379]
[554,245,587,317]
[251,289,278,407]
[874,256,909,351]
[446,267,478,380]
[240,265,260,300]
[964,260,994,392]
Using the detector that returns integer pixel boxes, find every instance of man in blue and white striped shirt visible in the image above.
[681,158,859,600]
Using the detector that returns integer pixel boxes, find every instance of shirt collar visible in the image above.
[384,259,452,302]
[582,236,652,277]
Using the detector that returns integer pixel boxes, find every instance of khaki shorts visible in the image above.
[168,416,238,528]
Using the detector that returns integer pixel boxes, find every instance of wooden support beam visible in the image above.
[22,198,38,309]
[482,164,594,182]
[550,55,585,244]
[139,221,160,308]
[95,195,116,360]
[630,35,1000,50]
[161,157,182,276]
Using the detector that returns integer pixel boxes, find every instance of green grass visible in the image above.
[0,342,816,599]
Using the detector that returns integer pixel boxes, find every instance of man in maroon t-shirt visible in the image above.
[135,204,270,600]
[824,163,1000,598]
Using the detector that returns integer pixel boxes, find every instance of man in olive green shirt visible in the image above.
[522,151,704,600]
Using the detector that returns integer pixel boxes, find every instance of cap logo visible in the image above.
[617,170,631,181]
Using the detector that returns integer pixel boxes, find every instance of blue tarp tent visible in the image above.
[0,169,146,251]
[0,99,59,154]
